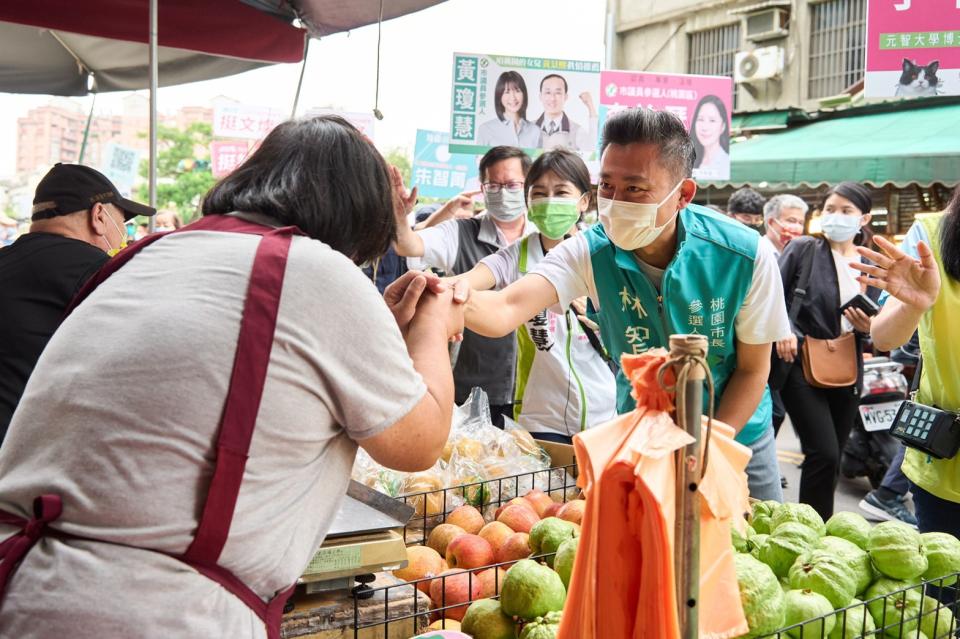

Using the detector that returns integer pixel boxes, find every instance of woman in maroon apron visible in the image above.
[0,116,461,638]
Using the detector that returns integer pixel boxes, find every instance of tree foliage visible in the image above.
[137,122,216,222]
[383,147,413,185]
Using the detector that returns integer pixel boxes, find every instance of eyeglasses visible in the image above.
[481,181,525,194]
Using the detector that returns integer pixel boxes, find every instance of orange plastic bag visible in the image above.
[557,350,750,639]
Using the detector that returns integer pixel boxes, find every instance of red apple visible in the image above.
[429,569,483,621]
[497,504,540,534]
[475,567,509,598]
[446,534,494,570]
[446,505,485,535]
[478,521,513,553]
[543,502,563,518]
[523,488,556,518]
[393,545,444,594]
[557,499,586,525]
[495,532,531,564]
[427,523,466,558]
[494,497,536,520]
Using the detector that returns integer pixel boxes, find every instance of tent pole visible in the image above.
[148,0,158,232]
[290,38,310,119]
[78,92,97,163]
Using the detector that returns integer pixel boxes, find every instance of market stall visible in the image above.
[301,338,960,639]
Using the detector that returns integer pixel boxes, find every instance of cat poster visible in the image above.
[865,0,960,97]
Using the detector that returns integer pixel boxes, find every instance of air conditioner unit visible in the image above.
[746,8,789,42]
[734,46,785,83]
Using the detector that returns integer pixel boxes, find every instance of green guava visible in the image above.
[733,525,750,553]
[528,517,576,568]
[518,611,561,639]
[749,534,769,560]
[782,589,835,639]
[919,595,956,639]
[553,537,578,590]
[828,599,876,639]
[920,532,960,588]
[868,521,928,581]
[750,500,781,535]
[461,598,518,639]
[820,535,874,595]
[825,511,872,550]
[865,577,924,637]
[760,522,821,578]
[733,553,785,638]
[500,559,566,621]
[788,549,857,609]
[771,503,827,537]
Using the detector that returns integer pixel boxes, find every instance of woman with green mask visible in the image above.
[455,148,617,443]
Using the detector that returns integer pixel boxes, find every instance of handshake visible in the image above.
[384,270,472,341]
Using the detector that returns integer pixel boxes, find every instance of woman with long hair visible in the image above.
[774,181,881,518]
[690,94,730,180]
[477,70,543,148]
[853,188,959,543]
[0,116,463,638]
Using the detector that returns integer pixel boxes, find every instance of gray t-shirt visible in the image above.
[0,217,425,638]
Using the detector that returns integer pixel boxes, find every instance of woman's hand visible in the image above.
[852,236,941,312]
[843,307,873,334]
[571,296,599,332]
[389,165,418,228]
[384,270,445,333]
[776,334,798,363]
[415,286,465,341]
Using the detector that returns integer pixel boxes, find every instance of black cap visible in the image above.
[32,163,156,222]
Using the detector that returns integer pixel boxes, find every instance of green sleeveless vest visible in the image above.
[902,213,960,503]
[585,204,771,445]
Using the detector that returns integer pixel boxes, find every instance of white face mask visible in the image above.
[484,188,527,222]
[598,181,684,250]
[820,213,862,243]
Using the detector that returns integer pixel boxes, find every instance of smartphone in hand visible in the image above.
[840,294,880,317]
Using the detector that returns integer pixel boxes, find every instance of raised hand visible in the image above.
[852,236,940,312]
[389,165,418,227]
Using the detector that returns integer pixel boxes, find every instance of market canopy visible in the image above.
[722,100,960,189]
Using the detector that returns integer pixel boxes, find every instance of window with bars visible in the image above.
[808,0,867,98]
[688,23,741,108]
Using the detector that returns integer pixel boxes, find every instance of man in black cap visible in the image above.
[0,163,156,443]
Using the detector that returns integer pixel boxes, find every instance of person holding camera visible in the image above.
[852,190,958,540]
[774,182,881,519]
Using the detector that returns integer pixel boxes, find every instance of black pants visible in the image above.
[912,483,960,605]
[781,362,860,519]
[771,389,786,437]
[489,403,513,429]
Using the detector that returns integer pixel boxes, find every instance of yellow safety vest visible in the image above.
[902,213,960,503]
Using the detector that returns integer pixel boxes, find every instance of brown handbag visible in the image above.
[800,332,858,388]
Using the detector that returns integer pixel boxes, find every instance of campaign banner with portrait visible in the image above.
[449,52,601,158]
[411,129,480,199]
[865,0,960,98]
[599,70,734,181]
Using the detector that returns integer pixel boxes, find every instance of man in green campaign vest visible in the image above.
[461,108,790,500]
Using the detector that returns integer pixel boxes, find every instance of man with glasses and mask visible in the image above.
[0,163,155,444]
[455,109,791,500]
[394,146,532,426]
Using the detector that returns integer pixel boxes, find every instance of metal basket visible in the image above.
[351,462,579,637]
[760,573,959,638]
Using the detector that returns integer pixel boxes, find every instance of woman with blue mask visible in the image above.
[774,182,882,518]
[451,149,617,443]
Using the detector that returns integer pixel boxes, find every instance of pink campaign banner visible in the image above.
[600,70,733,181]
[211,141,251,178]
[865,0,960,97]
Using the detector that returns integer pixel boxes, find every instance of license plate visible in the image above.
[859,401,903,432]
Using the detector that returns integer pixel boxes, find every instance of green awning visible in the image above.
[731,110,792,133]
[722,102,960,188]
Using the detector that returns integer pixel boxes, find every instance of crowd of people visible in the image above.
[0,107,957,635]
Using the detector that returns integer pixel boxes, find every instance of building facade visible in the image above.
[610,0,867,112]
